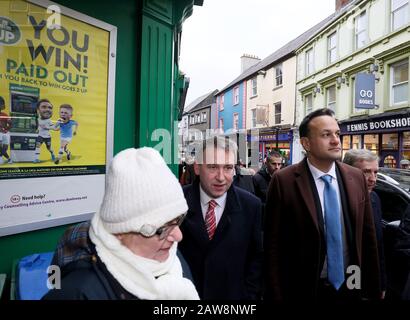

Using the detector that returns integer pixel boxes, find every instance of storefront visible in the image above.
[258,128,293,166]
[339,111,410,168]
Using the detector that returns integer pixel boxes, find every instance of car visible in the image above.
[378,167,410,192]
[374,172,410,300]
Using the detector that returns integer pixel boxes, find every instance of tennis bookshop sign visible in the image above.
[355,73,375,109]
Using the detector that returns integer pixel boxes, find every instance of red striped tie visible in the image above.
[205,200,217,240]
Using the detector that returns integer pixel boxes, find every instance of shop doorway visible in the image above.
[380,152,399,168]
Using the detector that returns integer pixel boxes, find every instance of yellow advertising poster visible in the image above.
[0,0,116,236]
[0,0,109,178]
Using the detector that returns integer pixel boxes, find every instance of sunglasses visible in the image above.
[138,213,186,240]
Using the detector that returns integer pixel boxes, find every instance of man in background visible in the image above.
[253,151,283,204]
[343,148,386,299]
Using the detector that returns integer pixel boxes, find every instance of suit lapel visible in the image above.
[335,162,356,251]
[295,159,320,231]
[336,162,357,220]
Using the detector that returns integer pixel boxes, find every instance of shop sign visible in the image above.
[340,113,410,134]
[355,73,375,109]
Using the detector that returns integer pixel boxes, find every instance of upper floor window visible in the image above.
[202,111,207,122]
[390,59,409,105]
[305,48,314,75]
[251,109,256,128]
[233,113,239,131]
[275,64,283,87]
[355,11,368,49]
[326,85,336,112]
[274,102,282,125]
[233,86,239,105]
[219,118,224,131]
[190,115,195,125]
[392,0,409,31]
[305,94,313,115]
[251,78,257,96]
[327,32,337,64]
[196,114,201,123]
[219,94,224,111]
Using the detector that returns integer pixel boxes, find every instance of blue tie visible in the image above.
[320,174,345,290]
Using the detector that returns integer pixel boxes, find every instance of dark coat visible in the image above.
[395,204,410,299]
[370,191,387,290]
[42,240,138,300]
[252,167,271,204]
[179,180,263,300]
[233,166,255,194]
[42,222,194,300]
[264,158,381,301]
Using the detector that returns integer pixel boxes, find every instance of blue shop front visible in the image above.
[248,128,293,166]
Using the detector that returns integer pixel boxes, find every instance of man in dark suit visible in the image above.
[264,108,381,301]
[343,148,387,299]
[179,136,263,300]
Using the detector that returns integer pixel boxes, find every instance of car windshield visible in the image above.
[378,167,410,192]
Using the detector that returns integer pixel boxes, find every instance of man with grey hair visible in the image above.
[343,148,386,298]
[179,135,263,299]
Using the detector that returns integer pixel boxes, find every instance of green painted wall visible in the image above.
[0,0,199,298]
[0,0,140,293]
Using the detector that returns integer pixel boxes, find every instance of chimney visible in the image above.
[335,0,353,11]
[240,54,261,73]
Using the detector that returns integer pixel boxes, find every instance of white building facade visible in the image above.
[294,0,410,167]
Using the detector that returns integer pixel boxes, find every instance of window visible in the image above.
[382,133,399,149]
[342,136,351,159]
[251,109,256,128]
[251,78,257,96]
[326,85,336,112]
[390,59,409,105]
[233,86,239,105]
[219,118,224,131]
[202,111,207,122]
[392,0,409,31]
[233,113,239,130]
[274,102,281,124]
[219,94,224,111]
[305,48,314,75]
[196,114,201,123]
[190,115,195,125]
[364,134,379,154]
[275,64,283,87]
[352,135,362,149]
[327,32,337,64]
[402,131,410,160]
[355,11,368,49]
[305,94,313,115]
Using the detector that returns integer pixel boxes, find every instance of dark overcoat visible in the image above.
[179,180,263,300]
[264,158,381,300]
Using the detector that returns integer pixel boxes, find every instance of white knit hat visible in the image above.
[97,147,188,234]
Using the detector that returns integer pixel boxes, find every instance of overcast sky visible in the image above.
[180,0,335,107]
